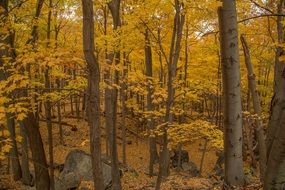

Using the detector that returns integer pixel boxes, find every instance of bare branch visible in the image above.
[249,0,274,14]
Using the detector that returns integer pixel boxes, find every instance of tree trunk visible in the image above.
[0,0,22,181]
[23,0,50,188]
[264,1,285,188]
[73,69,80,120]
[121,52,128,165]
[240,34,267,180]
[81,0,105,189]
[145,29,158,176]
[156,1,185,189]
[107,1,122,189]
[24,112,50,190]
[56,79,64,145]
[45,0,55,188]
[7,114,22,180]
[103,5,110,157]
[218,1,244,186]
[44,68,55,190]
[20,122,31,185]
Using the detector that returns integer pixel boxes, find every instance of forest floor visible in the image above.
[44,115,219,189]
[0,113,262,189]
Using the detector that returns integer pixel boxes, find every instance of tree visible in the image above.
[22,0,50,189]
[0,0,22,181]
[145,28,159,176]
[45,0,55,189]
[156,0,185,189]
[265,1,285,188]
[82,0,105,189]
[218,0,244,187]
[240,34,267,180]
[107,0,122,189]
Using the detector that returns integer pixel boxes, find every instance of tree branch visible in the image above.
[249,0,274,14]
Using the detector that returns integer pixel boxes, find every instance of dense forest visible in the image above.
[1,0,285,189]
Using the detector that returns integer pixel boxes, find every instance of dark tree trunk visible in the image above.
[107,1,122,189]
[20,122,31,185]
[121,52,128,165]
[145,29,158,176]
[0,0,22,181]
[56,79,64,145]
[24,112,50,190]
[45,0,55,188]
[7,114,22,180]
[81,0,105,189]
[23,0,51,188]
[156,1,185,189]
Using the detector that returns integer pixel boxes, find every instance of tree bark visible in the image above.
[44,68,55,190]
[145,29,158,176]
[22,0,50,188]
[24,111,50,190]
[45,0,55,188]
[218,1,245,186]
[121,52,128,165]
[240,34,267,180]
[0,0,22,181]
[7,113,22,180]
[20,122,31,185]
[56,79,64,145]
[156,1,185,189]
[264,0,285,188]
[81,0,105,189]
[107,0,122,189]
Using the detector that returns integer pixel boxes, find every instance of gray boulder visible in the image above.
[55,149,112,190]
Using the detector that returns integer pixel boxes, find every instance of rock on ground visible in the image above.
[55,149,111,190]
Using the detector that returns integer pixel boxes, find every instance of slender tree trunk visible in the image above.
[145,29,158,176]
[240,34,267,180]
[182,24,189,122]
[156,1,185,189]
[218,1,244,186]
[121,52,128,165]
[44,68,55,190]
[107,1,122,189]
[54,14,64,144]
[57,79,64,145]
[73,69,80,120]
[103,5,110,157]
[81,0,105,189]
[158,28,164,88]
[45,1,55,188]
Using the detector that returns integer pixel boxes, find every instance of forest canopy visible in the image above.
[0,0,285,190]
